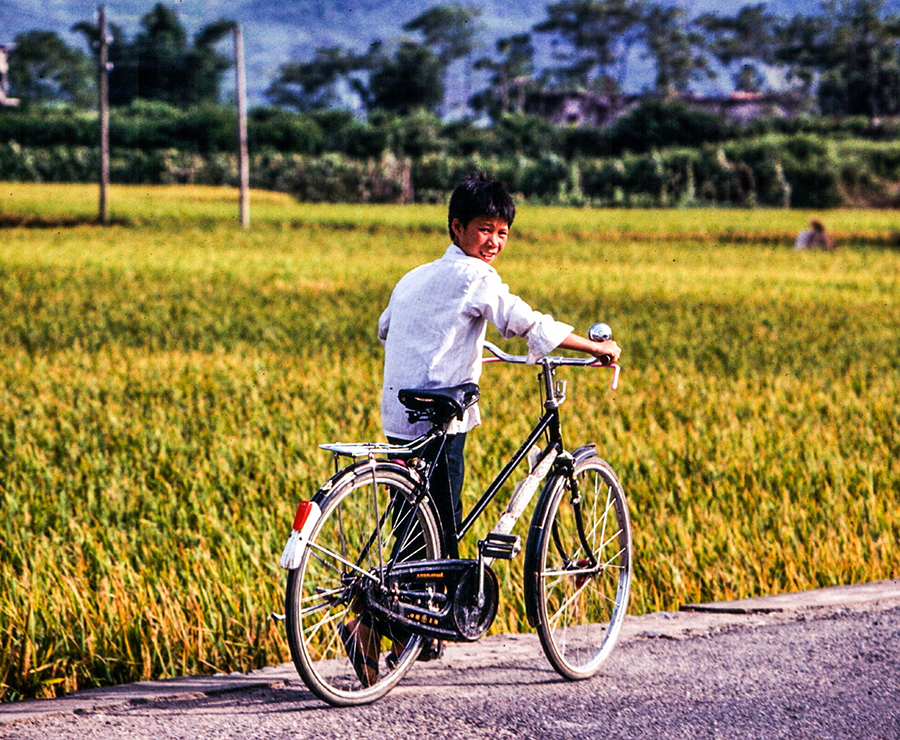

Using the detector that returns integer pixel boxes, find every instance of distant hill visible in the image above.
[0,0,866,107]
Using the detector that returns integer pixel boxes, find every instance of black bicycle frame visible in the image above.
[457,406,563,540]
[390,360,574,562]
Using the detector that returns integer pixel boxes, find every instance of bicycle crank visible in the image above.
[363,559,499,643]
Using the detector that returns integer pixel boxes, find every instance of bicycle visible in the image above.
[277,323,632,706]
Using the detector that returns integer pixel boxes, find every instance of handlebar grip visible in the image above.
[595,354,613,366]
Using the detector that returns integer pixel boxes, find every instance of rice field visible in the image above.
[1,184,898,701]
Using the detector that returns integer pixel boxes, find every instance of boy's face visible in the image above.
[452,216,510,265]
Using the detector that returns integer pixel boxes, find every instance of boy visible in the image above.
[379,172,620,534]
[342,173,621,686]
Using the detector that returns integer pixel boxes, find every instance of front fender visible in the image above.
[523,443,598,627]
[522,472,567,628]
[571,443,596,464]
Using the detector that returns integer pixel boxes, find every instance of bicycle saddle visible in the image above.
[398,382,481,424]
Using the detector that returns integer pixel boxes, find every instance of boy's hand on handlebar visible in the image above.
[558,333,622,364]
[590,339,621,364]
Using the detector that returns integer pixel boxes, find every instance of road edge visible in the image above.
[2,578,898,725]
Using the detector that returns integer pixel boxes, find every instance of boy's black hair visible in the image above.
[447,172,515,240]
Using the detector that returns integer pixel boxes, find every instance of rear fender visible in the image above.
[313,457,423,505]
[280,458,427,570]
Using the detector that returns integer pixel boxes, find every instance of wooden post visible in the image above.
[234,24,250,229]
[98,5,110,225]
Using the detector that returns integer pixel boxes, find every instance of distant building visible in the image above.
[523,89,802,128]
[0,44,21,106]
[679,91,803,123]
[524,90,634,128]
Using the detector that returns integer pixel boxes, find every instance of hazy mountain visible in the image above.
[0,0,843,106]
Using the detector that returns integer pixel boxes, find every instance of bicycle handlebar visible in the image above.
[482,341,609,367]
[483,340,620,391]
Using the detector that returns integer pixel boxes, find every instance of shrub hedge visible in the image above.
[3,102,900,207]
[4,100,898,159]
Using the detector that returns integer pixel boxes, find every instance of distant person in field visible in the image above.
[794,219,836,251]
[338,172,622,687]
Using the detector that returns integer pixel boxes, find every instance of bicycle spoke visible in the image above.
[299,591,342,618]
[303,605,349,655]
[308,541,381,582]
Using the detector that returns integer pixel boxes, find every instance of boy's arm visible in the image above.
[557,333,622,363]
[471,273,620,364]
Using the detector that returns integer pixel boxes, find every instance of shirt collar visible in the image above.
[443,244,496,273]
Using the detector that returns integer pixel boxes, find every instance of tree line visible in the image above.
[4,4,233,110]
[5,0,900,209]
[5,0,900,120]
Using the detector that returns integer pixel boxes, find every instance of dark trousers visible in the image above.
[388,433,465,559]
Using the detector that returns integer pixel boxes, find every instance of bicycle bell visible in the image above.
[588,322,612,342]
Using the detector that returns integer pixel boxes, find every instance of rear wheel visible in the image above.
[285,463,443,706]
[526,456,632,680]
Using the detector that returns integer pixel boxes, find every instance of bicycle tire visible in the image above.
[524,455,632,680]
[285,461,444,706]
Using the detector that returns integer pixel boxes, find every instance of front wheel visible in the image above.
[285,462,444,706]
[524,455,632,680]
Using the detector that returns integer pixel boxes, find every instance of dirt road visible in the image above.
[2,580,898,739]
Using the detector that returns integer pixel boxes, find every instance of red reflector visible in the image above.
[292,501,314,531]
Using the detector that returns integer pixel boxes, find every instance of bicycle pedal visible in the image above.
[479,533,521,560]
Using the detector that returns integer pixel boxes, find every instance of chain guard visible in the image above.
[364,559,499,643]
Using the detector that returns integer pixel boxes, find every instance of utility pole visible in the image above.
[233,23,250,229]
[98,4,110,225]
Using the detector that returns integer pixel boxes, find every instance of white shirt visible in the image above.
[378,245,573,439]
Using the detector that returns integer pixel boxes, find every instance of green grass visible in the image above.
[4,182,900,244]
[1,183,898,700]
